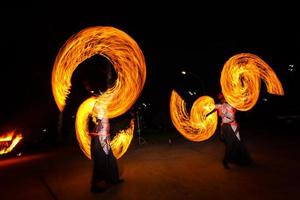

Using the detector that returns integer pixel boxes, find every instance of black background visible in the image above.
[0,1,299,142]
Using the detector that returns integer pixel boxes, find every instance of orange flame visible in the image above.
[52,26,146,159]
[0,130,23,155]
[221,53,284,111]
[111,119,135,159]
[170,53,284,141]
[170,90,218,142]
[75,98,135,159]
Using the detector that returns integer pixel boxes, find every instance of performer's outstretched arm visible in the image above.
[206,109,217,117]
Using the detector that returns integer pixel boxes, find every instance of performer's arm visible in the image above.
[89,132,100,136]
[206,104,220,117]
[206,109,217,117]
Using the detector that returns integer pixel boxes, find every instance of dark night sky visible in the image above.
[0,1,299,134]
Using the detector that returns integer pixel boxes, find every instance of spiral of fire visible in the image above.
[170,91,218,142]
[221,53,284,111]
[170,53,284,142]
[52,26,146,159]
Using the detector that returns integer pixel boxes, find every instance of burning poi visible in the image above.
[52,26,146,159]
[170,53,284,142]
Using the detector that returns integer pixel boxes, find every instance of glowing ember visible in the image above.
[170,90,218,142]
[221,53,284,111]
[52,26,146,159]
[0,130,23,155]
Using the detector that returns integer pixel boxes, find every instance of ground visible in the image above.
[0,126,299,200]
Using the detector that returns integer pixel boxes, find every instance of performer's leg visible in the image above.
[106,150,124,184]
[90,137,107,192]
[223,144,230,169]
[221,126,230,169]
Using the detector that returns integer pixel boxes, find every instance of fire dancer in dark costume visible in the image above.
[90,104,123,193]
[207,93,252,169]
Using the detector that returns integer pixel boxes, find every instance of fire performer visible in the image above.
[90,103,123,193]
[207,93,252,169]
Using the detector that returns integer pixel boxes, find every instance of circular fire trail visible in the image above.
[221,53,284,111]
[170,91,218,142]
[52,26,146,159]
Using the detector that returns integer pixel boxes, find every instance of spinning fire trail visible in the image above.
[52,26,146,159]
[220,53,284,111]
[170,53,284,142]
